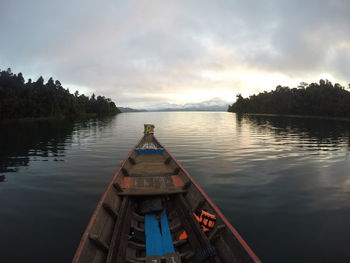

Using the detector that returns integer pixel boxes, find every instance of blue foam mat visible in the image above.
[145,209,175,256]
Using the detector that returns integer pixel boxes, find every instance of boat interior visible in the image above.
[73,130,260,263]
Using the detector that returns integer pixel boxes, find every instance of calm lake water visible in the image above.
[1,112,350,263]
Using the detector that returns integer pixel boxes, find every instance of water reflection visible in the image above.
[237,114,350,152]
[0,116,122,263]
[0,120,73,173]
[0,117,116,174]
[0,112,350,263]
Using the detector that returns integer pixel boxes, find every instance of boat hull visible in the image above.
[73,134,261,263]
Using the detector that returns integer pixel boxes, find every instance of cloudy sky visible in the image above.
[1,0,349,108]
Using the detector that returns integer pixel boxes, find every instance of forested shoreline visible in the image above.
[0,68,120,121]
[228,80,350,118]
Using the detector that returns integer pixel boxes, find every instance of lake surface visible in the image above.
[1,112,350,263]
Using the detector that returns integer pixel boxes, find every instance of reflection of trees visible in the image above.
[0,119,74,173]
[236,113,350,150]
[0,117,117,174]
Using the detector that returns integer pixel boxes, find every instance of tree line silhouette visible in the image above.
[228,80,350,117]
[0,68,120,120]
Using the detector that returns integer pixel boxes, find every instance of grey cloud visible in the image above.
[0,0,349,107]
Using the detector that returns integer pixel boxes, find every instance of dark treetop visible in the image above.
[228,80,350,118]
[0,68,120,120]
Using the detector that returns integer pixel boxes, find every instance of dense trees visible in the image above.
[0,68,120,120]
[228,80,350,117]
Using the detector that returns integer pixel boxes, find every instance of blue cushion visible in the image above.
[145,209,175,256]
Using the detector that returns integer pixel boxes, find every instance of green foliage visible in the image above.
[0,68,121,120]
[228,80,350,117]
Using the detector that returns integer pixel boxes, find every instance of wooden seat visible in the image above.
[129,154,175,176]
[129,163,174,177]
[118,188,187,196]
[118,175,185,196]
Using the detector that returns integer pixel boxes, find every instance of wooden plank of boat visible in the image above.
[72,124,261,263]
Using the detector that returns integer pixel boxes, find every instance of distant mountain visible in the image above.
[149,98,231,112]
[119,107,147,113]
[182,97,230,111]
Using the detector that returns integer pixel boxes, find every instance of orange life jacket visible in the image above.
[178,210,216,240]
[194,210,217,232]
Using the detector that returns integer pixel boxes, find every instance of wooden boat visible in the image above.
[73,125,261,263]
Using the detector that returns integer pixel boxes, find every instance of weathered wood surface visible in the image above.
[118,175,185,196]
